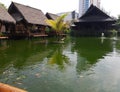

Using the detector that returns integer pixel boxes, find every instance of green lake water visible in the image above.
[0,37,120,92]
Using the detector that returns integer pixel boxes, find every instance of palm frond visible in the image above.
[46,19,57,30]
[46,13,69,34]
[56,13,68,23]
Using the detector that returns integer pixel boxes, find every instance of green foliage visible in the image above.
[46,13,69,33]
[110,29,117,37]
[0,32,4,36]
[45,27,50,33]
[116,15,120,25]
[46,14,69,41]
[0,3,7,9]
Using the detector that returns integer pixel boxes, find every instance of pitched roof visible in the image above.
[0,5,15,24]
[46,12,59,20]
[79,4,116,22]
[9,2,47,25]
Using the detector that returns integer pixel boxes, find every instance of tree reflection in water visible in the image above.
[48,47,70,69]
[71,37,112,74]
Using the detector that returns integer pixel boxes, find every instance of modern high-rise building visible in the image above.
[79,0,100,17]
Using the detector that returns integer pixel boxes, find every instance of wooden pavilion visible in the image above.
[72,4,116,37]
[8,2,48,38]
[0,5,15,39]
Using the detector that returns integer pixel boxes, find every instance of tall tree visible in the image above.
[116,15,120,25]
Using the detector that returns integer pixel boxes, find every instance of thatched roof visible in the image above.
[9,2,48,26]
[46,12,59,20]
[0,5,15,24]
[78,4,116,23]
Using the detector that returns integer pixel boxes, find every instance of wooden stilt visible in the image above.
[0,22,2,32]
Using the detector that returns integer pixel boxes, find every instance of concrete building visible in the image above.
[57,11,79,22]
[79,0,100,17]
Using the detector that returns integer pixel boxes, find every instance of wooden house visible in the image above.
[0,5,15,39]
[72,4,116,37]
[8,2,48,38]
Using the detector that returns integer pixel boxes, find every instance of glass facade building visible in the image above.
[79,0,100,17]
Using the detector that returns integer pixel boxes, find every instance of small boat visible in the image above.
[0,83,27,92]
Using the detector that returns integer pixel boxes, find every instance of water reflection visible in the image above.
[0,37,120,92]
[71,37,112,73]
[48,48,70,69]
[0,39,60,71]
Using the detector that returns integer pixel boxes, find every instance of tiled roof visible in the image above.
[79,4,116,22]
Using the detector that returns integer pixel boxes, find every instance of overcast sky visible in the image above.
[0,0,120,18]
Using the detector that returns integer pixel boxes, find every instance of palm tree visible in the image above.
[46,13,69,41]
